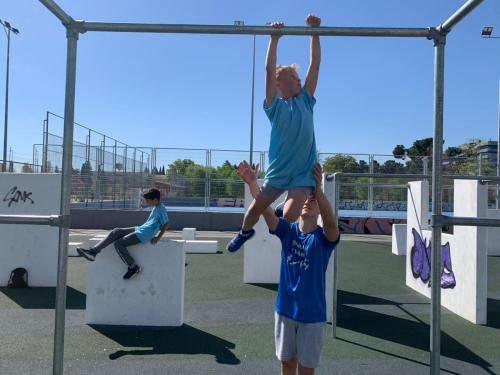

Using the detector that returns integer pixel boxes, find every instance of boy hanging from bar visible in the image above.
[227,15,322,252]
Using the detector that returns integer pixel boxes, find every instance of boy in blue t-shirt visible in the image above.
[77,188,169,280]
[236,160,340,374]
[228,15,322,253]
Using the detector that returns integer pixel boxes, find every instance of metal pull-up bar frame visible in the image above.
[0,0,485,374]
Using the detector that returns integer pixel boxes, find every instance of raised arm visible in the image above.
[304,15,321,97]
[237,161,279,232]
[313,163,339,242]
[265,22,283,107]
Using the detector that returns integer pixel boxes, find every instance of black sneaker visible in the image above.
[76,247,97,261]
[274,200,285,218]
[123,265,141,280]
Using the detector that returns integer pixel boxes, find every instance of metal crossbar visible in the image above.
[28,1,488,374]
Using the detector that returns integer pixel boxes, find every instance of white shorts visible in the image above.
[274,312,326,369]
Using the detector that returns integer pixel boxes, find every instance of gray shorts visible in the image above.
[260,183,313,202]
[274,312,326,369]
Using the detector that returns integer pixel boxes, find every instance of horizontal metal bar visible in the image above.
[38,0,72,26]
[326,173,500,182]
[339,182,408,188]
[441,215,500,227]
[80,22,431,38]
[326,173,428,181]
[440,0,484,33]
[0,214,63,226]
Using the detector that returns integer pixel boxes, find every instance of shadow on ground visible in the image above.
[337,290,495,374]
[0,286,85,309]
[91,324,240,365]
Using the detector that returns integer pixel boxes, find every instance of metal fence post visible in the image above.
[52,24,79,375]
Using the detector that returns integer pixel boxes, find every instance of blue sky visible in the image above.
[1,0,500,164]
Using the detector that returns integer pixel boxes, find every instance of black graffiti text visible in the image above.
[2,186,35,207]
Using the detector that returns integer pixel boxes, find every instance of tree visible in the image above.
[21,163,34,173]
[322,154,360,173]
[167,159,196,177]
[392,144,406,159]
[80,161,94,201]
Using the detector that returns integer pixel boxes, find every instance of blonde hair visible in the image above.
[276,64,300,79]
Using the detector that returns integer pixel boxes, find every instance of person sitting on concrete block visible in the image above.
[77,188,169,280]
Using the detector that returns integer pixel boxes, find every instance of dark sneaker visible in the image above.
[76,247,97,261]
[274,201,285,218]
[123,265,141,280]
[226,229,255,253]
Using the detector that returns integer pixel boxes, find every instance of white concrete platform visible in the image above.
[391,224,407,255]
[182,228,196,240]
[184,240,218,253]
[85,239,185,326]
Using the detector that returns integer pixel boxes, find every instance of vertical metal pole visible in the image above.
[113,141,117,208]
[2,28,11,172]
[332,174,339,338]
[368,155,374,212]
[423,156,429,176]
[123,146,128,208]
[53,26,78,375]
[430,32,445,375]
[496,80,500,209]
[249,35,256,166]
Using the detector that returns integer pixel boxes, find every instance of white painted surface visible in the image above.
[184,240,218,253]
[486,209,500,256]
[182,228,196,240]
[392,224,407,255]
[243,181,284,284]
[85,239,185,326]
[0,174,60,286]
[406,180,487,324]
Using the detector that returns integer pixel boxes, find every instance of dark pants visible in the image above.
[92,227,140,267]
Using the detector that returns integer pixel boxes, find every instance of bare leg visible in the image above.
[283,189,309,223]
[241,192,275,231]
[281,358,298,375]
[298,363,315,375]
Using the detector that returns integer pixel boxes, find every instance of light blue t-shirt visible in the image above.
[263,87,318,190]
[270,218,340,323]
[135,204,169,243]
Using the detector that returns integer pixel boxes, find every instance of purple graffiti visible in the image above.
[410,228,456,289]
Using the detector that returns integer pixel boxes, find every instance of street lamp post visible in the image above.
[1,20,20,172]
[482,26,500,208]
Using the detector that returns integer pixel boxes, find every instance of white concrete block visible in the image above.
[85,239,185,326]
[68,242,83,256]
[0,174,61,287]
[182,228,197,240]
[406,180,488,324]
[392,224,407,255]
[184,240,218,253]
[243,181,285,284]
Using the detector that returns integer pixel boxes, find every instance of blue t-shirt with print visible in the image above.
[263,87,318,190]
[270,218,340,323]
[135,204,169,243]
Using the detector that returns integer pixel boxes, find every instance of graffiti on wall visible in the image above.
[410,228,456,289]
[338,216,405,235]
[2,186,35,207]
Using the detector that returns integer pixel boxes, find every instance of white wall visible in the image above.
[392,224,407,255]
[0,173,61,286]
[406,180,487,324]
[85,239,185,326]
[243,181,284,284]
